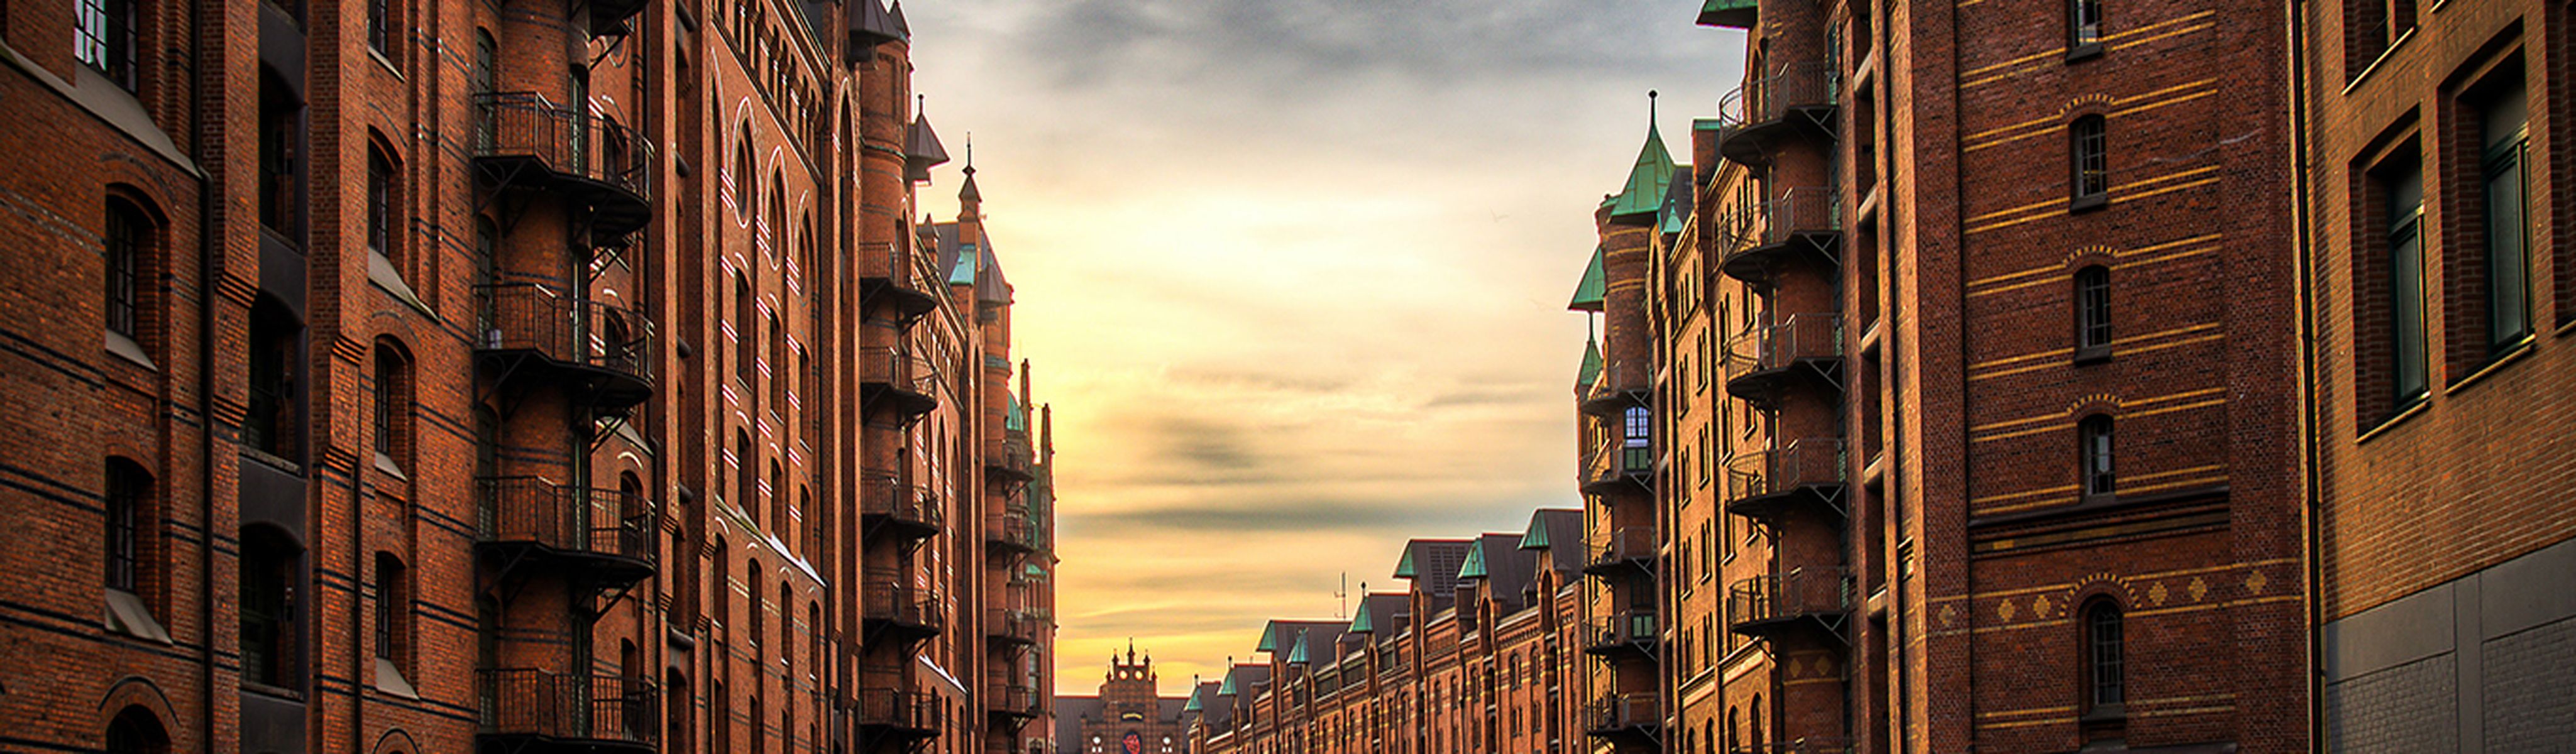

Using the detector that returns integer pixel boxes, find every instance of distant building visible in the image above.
[1059,647,1189,754]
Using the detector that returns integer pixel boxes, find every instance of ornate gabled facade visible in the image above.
[0,1,1056,753]
[1056,647,1187,754]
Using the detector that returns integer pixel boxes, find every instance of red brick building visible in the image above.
[2293,1,2575,750]
[1055,647,1187,754]
[0,1,1057,753]
[1184,510,1590,754]
[1590,0,2320,751]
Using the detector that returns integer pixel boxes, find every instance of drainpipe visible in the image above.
[2283,1,2326,750]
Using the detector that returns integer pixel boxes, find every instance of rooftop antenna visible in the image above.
[1335,572,1348,618]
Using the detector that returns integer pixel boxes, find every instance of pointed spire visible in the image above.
[1607,90,1676,219]
[1019,359,1032,408]
[905,95,949,183]
[1041,403,1054,459]
[848,0,902,50]
[959,134,983,204]
[889,0,911,37]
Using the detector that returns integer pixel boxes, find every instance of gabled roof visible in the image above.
[1659,165,1694,234]
[1607,106,1675,219]
[1392,539,1474,597]
[889,0,911,36]
[1568,246,1606,311]
[1468,533,1537,611]
[1285,630,1311,664]
[1256,620,1347,656]
[1458,538,1489,581]
[849,0,904,48]
[977,243,1012,305]
[1697,0,1757,28]
[1346,593,1408,637]
[906,108,949,182]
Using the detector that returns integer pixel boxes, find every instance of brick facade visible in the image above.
[0,1,1057,753]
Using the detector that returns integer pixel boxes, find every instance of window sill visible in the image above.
[2065,43,2103,63]
[2072,346,2111,365]
[373,657,419,699]
[104,588,173,644]
[106,330,157,370]
[2356,395,2430,444]
[368,251,434,317]
[2342,26,2416,95]
[368,48,403,80]
[373,452,407,480]
[2447,336,2535,395]
[2069,194,2109,213]
[2079,704,2127,723]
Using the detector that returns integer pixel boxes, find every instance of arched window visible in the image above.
[366,144,399,269]
[104,457,150,593]
[747,557,764,660]
[2074,266,2111,359]
[710,536,730,643]
[618,473,648,557]
[246,296,302,462]
[104,706,168,754]
[664,669,692,752]
[768,459,784,537]
[1749,695,1763,747]
[373,552,408,669]
[2070,115,2109,205]
[748,693,764,754]
[2079,415,2115,499]
[734,273,754,384]
[365,0,394,60]
[808,601,823,682]
[2084,599,2125,712]
[373,342,410,469]
[712,679,732,754]
[778,581,794,679]
[735,123,754,219]
[104,197,151,339]
[2068,0,2103,52]
[76,0,140,92]
[735,431,756,520]
[239,525,301,689]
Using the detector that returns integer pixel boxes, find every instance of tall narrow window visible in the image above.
[1621,406,1651,472]
[2075,266,2111,359]
[366,147,397,266]
[2084,600,2125,711]
[747,559,764,660]
[2070,116,2109,205]
[259,71,301,236]
[713,679,732,754]
[2079,415,2115,499]
[366,0,392,59]
[105,458,147,592]
[246,297,301,462]
[768,461,785,536]
[104,707,168,754]
[2385,156,2428,405]
[711,536,731,642]
[735,123,754,219]
[736,431,756,518]
[239,526,300,689]
[76,0,139,91]
[2069,0,2103,53]
[104,199,146,339]
[373,552,407,665]
[2477,72,2531,353]
[734,273,754,384]
[373,344,408,467]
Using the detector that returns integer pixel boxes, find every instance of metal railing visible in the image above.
[986,608,1045,645]
[860,471,944,533]
[1585,692,1661,732]
[862,571,942,634]
[854,687,940,731]
[1589,527,1657,571]
[477,669,657,746]
[1585,358,1651,402]
[1726,438,1849,501]
[986,511,1038,552]
[1723,314,1843,377]
[1731,738,1855,754]
[989,435,1033,478]
[1722,188,1842,253]
[1714,62,1841,131]
[473,91,656,202]
[1587,434,1654,487]
[859,344,937,397]
[476,283,655,384]
[475,477,658,564]
[1585,609,1658,651]
[989,682,1042,716]
[1728,567,1855,630]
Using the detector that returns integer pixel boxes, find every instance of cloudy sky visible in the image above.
[902,1,1745,696]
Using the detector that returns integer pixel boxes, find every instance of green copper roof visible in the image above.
[1348,605,1374,634]
[1005,395,1028,432]
[1606,113,1675,219]
[1457,540,1488,581]
[1576,337,1604,390]
[1698,0,1758,28]
[1568,246,1606,312]
[1394,549,1417,579]
[1025,562,1045,577]
[1182,687,1204,713]
[1218,672,1239,696]
[947,244,979,285]
[1257,623,1283,653]
[1285,630,1310,664]
[1660,169,1693,234]
[1519,515,1553,550]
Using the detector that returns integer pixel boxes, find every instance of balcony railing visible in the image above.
[1583,692,1661,736]
[861,572,942,640]
[986,608,1045,647]
[988,434,1033,481]
[1728,567,1854,636]
[477,669,657,748]
[859,344,938,420]
[859,241,940,321]
[476,284,656,396]
[1731,738,1856,754]
[1726,438,1849,513]
[1582,358,1651,411]
[1587,527,1657,574]
[1720,188,1842,259]
[1715,62,1841,131]
[476,476,658,574]
[854,687,941,734]
[989,681,1043,719]
[1583,610,1659,656]
[985,511,1040,555]
[861,471,944,540]
[473,91,656,205]
[1585,434,1654,491]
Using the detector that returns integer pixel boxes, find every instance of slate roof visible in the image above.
[1393,538,1473,597]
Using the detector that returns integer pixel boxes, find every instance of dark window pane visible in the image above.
[105,201,143,338]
